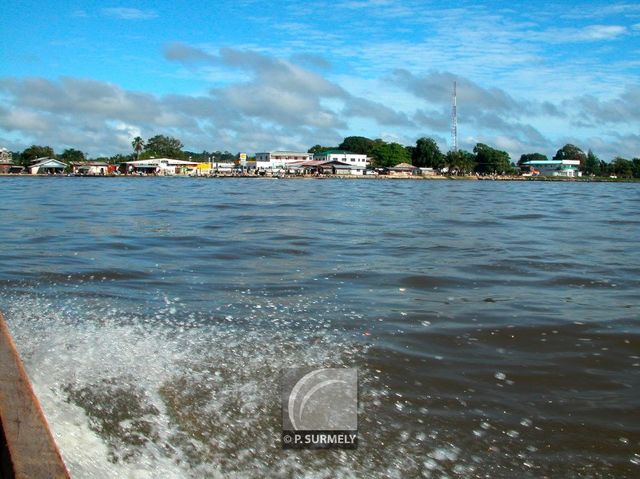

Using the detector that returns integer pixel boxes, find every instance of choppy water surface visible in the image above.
[1,177,639,478]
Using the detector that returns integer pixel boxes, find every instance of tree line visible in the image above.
[312,136,640,177]
[7,134,640,178]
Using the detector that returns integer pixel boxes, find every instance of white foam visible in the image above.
[4,294,391,477]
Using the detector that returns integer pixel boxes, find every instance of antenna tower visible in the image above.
[451,80,458,152]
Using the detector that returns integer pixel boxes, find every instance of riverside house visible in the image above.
[255,151,313,170]
[388,163,419,176]
[312,149,370,168]
[120,158,199,175]
[29,158,67,174]
[285,159,367,176]
[0,148,13,173]
[70,162,110,175]
[522,159,582,177]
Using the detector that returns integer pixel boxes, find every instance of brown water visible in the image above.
[0,177,638,477]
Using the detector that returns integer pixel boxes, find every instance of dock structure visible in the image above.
[0,312,70,479]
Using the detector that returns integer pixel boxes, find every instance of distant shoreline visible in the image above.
[1,174,639,183]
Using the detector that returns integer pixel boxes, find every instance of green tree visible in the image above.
[338,136,377,156]
[610,157,633,178]
[132,136,145,160]
[212,150,236,162]
[632,158,640,179]
[10,151,23,165]
[143,135,185,159]
[518,152,548,166]
[183,150,214,162]
[412,137,444,168]
[59,148,86,164]
[108,153,132,164]
[599,160,609,177]
[20,145,55,166]
[473,143,512,174]
[553,144,587,170]
[584,149,601,176]
[308,144,336,154]
[371,142,411,167]
[445,150,475,175]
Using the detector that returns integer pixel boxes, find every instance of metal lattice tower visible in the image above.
[451,80,458,152]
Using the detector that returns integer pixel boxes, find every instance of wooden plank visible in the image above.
[0,311,70,479]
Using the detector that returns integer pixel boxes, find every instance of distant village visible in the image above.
[0,148,587,179]
[0,149,435,178]
[1,134,638,179]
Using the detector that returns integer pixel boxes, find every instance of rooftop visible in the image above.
[314,149,359,156]
[31,158,67,168]
[389,162,417,169]
[287,159,356,167]
[523,160,581,166]
[123,158,199,166]
[256,151,312,156]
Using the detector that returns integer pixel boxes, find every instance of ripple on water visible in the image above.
[0,178,638,477]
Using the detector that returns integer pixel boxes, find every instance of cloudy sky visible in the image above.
[1,0,639,160]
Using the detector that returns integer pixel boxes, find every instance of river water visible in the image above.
[0,177,638,478]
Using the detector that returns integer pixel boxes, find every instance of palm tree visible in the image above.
[132,136,144,160]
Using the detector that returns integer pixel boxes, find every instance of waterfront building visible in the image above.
[213,162,235,174]
[0,149,12,173]
[255,151,313,170]
[0,163,23,174]
[70,162,110,175]
[287,159,367,176]
[388,163,419,176]
[312,150,369,167]
[120,158,199,175]
[0,147,23,174]
[0,147,12,163]
[419,167,438,176]
[29,158,67,174]
[522,159,582,177]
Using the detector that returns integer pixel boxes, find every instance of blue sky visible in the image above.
[1,0,639,160]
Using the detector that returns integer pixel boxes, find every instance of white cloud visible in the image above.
[336,0,415,18]
[566,85,640,125]
[0,107,50,131]
[573,24,627,40]
[101,8,157,20]
[0,45,382,155]
[513,24,628,44]
[560,2,640,19]
[1,42,639,161]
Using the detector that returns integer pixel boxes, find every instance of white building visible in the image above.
[313,150,370,168]
[522,159,582,177]
[122,158,199,175]
[0,148,14,174]
[0,148,12,163]
[72,162,109,175]
[286,159,369,176]
[255,151,313,170]
[29,158,67,174]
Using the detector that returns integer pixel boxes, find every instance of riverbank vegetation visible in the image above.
[6,135,640,178]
